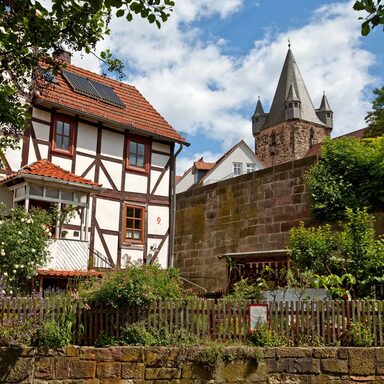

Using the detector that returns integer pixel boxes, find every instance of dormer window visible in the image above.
[52,114,76,156]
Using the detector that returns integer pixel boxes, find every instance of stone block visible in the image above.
[0,357,33,383]
[145,367,181,380]
[80,347,113,362]
[144,347,180,367]
[117,347,143,363]
[312,348,337,359]
[66,345,79,357]
[349,348,375,375]
[277,358,320,374]
[321,358,348,374]
[54,356,70,380]
[97,362,121,379]
[121,362,144,379]
[181,363,213,380]
[69,359,96,379]
[34,357,55,379]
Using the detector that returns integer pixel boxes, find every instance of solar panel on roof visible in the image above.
[90,80,125,107]
[62,70,125,108]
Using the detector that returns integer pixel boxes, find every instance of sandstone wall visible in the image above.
[2,346,384,383]
[255,121,330,167]
[174,156,318,291]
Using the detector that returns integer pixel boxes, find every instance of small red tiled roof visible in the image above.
[37,269,103,277]
[193,160,215,171]
[0,159,102,187]
[36,63,187,145]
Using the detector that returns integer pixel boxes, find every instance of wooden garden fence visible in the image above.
[1,298,384,346]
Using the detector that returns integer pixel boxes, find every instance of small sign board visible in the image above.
[249,304,268,331]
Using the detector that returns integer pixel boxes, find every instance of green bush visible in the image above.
[33,320,73,348]
[0,205,53,294]
[79,262,186,307]
[121,323,156,346]
[288,209,384,298]
[344,322,373,347]
[248,323,285,347]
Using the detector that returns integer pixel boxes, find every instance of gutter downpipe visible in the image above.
[168,143,183,268]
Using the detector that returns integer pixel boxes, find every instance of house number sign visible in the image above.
[248,304,268,331]
[156,217,161,224]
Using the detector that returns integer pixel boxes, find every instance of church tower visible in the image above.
[252,47,333,167]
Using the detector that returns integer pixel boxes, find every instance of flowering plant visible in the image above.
[0,204,53,295]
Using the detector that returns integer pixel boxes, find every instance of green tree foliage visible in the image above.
[365,86,384,138]
[306,137,384,221]
[0,0,174,153]
[354,0,384,35]
[288,209,384,298]
[79,262,186,307]
[0,205,53,294]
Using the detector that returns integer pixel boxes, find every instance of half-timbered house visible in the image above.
[0,55,187,288]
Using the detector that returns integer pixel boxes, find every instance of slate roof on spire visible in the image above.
[318,92,332,112]
[286,82,300,102]
[262,48,325,129]
[253,98,265,115]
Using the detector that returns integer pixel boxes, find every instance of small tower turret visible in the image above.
[316,92,333,128]
[252,97,268,135]
[284,83,301,120]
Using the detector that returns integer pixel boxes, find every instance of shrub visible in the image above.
[343,321,373,347]
[121,323,155,346]
[0,205,53,294]
[248,323,285,347]
[79,262,186,307]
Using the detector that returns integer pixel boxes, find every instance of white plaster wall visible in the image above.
[125,172,147,193]
[28,140,37,164]
[101,129,124,159]
[203,145,263,185]
[150,168,169,197]
[151,152,169,168]
[176,169,194,194]
[33,121,50,141]
[152,142,170,154]
[76,122,97,155]
[38,144,49,159]
[75,155,95,181]
[121,248,144,265]
[156,240,169,268]
[51,156,72,171]
[32,107,51,122]
[99,160,122,190]
[103,234,119,264]
[148,205,169,236]
[4,145,22,172]
[95,198,120,231]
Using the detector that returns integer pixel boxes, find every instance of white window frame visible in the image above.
[233,162,242,176]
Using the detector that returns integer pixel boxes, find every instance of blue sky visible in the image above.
[73,0,383,174]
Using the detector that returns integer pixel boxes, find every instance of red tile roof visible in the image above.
[36,63,187,145]
[0,159,102,187]
[193,160,215,171]
[37,269,103,277]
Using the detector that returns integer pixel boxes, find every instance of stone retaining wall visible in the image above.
[2,346,384,383]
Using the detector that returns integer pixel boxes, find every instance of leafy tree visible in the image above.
[0,0,175,153]
[365,86,384,138]
[0,204,53,295]
[354,0,384,35]
[306,137,384,221]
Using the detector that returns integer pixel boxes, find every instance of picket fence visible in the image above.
[1,298,384,346]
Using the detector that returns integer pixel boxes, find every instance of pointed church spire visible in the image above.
[262,47,325,129]
[316,91,333,128]
[252,97,268,135]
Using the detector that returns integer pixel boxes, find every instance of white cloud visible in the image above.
[72,1,379,175]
